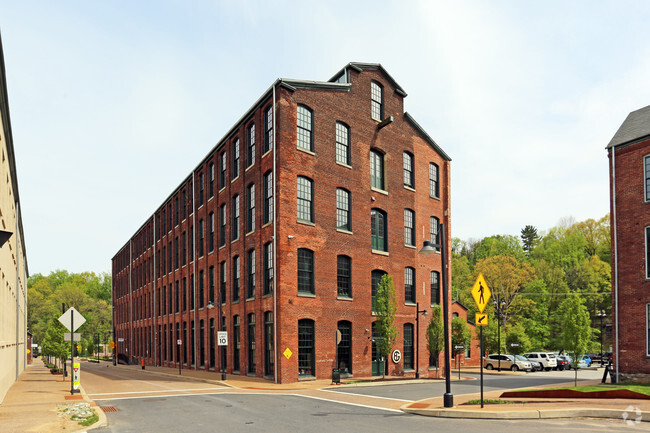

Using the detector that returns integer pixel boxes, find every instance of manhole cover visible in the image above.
[101,406,118,413]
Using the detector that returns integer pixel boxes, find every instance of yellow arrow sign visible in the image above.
[475,313,488,326]
[471,273,491,313]
[109,341,115,349]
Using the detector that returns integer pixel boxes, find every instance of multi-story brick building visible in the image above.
[112,63,451,383]
[607,104,650,382]
[0,33,29,403]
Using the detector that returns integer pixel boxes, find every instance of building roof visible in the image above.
[328,62,408,97]
[607,104,650,149]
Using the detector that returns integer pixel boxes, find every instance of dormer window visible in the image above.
[371,81,384,121]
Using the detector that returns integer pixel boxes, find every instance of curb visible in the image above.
[400,405,650,422]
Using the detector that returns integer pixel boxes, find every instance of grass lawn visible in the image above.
[508,383,650,396]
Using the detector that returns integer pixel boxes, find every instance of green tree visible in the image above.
[41,319,69,368]
[558,296,593,386]
[520,225,539,255]
[426,305,443,376]
[505,323,531,355]
[474,235,525,263]
[374,274,398,377]
[451,316,472,359]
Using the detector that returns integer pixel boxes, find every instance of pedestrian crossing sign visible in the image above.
[471,273,491,313]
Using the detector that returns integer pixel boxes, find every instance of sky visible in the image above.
[2,1,650,276]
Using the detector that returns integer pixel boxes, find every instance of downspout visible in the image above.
[272,84,278,384]
[192,172,197,370]
[611,146,619,383]
[15,201,20,380]
[153,217,157,366]
[129,239,133,362]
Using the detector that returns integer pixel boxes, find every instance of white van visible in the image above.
[523,352,557,371]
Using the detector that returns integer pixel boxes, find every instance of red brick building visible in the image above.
[112,63,452,383]
[607,104,650,382]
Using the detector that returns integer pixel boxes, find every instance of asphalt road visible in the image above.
[90,394,637,433]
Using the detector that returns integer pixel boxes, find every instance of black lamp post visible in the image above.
[597,310,606,366]
[419,222,453,408]
[207,298,227,381]
[415,302,428,379]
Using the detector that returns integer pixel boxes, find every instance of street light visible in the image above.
[207,298,227,381]
[597,310,606,366]
[415,302,428,379]
[419,222,453,408]
[493,296,506,371]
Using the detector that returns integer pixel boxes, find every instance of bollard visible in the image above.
[142,358,145,370]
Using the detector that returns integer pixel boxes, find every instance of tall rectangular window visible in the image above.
[431,271,440,305]
[232,138,240,179]
[405,267,415,304]
[429,162,439,198]
[263,242,273,295]
[403,151,414,188]
[370,150,385,190]
[219,151,226,189]
[182,231,187,266]
[297,176,314,223]
[647,303,650,357]
[403,323,414,370]
[337,255,351,298]
[371,81,384,121]
[198,172,204,208]
[175,196,179,226]
[198,219,204,257]
[233,255,240,302]
[220,261,227,304]
[645,155,650,202]
[371,208,387,252]
[199,270,205,309]
[404,209,415,246]
[264,105,273,154]
[297,248,314,294]
[336,122,350,165]
[209,162,215,198]
[209,265,215,304]
[247,123,255,168]
[298,319,315,376]
[247,249,256,299]
[182,190,186,221]
[219,204,226,247]
[430,216,440,251]
[263,171,273,224]
[646,227,650,279]
[247,183,255,233]
[232,195,240,241]
[208,212,215,253]
[336,188,351,231]
[233,315,240,371]
[297,105,313,152]
[248,313,256,374]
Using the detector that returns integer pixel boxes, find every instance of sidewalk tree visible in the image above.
[558,295,593,386]
[451,316,472,359]
[374,274,398,377]
[426,305,443,376]
[41,319,69,368]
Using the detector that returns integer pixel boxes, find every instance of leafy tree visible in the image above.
[505,323,531,355]
[426,305,443,376]
[558,295,593,386]
[520,225,539,255]
[41,319,69,368]
[451,316,472,358]
[374,274,398,377]
[474,235,525,263]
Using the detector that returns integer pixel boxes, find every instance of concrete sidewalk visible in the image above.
[0,358,106,433]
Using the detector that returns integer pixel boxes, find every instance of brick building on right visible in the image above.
[607,104,650,382]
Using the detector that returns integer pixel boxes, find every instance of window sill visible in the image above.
[337,228,353,235]
[245,164,255,173]
[262,221,273,229]
[430,195,440,201]
[337,296,353,302]
[404,244,416,249]
[336,161,352,169]
[298,375,316,381]
[297,220,315,226]
[246,230,255,237]
[262,149,272,158]
[297,147,315,156]
[371,187,388,196]
[231,238,239,244]
[371,249,389,256]
[246,297,255,302]
[219,186,226,193]
[297,292,316,298]
[404,185,416,192]
[405,302,416,306]
[231,176,239,184]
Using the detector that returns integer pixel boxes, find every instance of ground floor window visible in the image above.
[337,321,352,374]
[647,303,650,357]
[233,315,240,372]
[403,323,414,370]
[248,313,256,374]
[264,311,274,376]
[298,319,315,376]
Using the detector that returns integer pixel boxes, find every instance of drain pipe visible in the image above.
[272,83,278,384]
[611,146,619,383]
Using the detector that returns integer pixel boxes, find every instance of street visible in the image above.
[79,362,641,433]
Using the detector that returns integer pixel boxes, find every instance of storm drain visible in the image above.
[101,406,118,413]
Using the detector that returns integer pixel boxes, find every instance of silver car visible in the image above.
[483,354,532,371]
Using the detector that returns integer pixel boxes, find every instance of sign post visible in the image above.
[58,307,86,395]
[471,273,491,409]
[177,339,182,375]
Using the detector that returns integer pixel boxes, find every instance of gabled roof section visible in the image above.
[607,104,650,149]
[329,62,408,97]
[404,113,451,161]
[277,79,350,93]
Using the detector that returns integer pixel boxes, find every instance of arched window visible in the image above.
[371,208,388,252]
[297,105,313,151]
[337,321,352,374]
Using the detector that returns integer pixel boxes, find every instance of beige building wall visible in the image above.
[0,33,28,404]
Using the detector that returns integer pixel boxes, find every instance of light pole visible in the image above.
[415,302,428,379]
[207,298,227,381]
[419,222,453,408]
[597,310,606,366]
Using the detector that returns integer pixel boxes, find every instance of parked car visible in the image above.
[483,354,532,371]
[580,355,592,367]
[561,355,588,369]
[522,352,557,371]
[523,354,543,371]
[586,352,600,365]
[555,355,570,371]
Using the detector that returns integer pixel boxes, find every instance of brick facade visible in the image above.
[113,63,452,383]
[608,105,650,382]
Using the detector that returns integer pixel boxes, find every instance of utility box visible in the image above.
[332,368,340,384]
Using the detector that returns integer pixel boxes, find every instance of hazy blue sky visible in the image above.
[2,1,650,275]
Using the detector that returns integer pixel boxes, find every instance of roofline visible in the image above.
[328,62,408,97]
[0,31,28,276]
[404,112,451,161]
[606,133,650,151]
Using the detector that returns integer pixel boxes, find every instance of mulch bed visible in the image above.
[500,389,650,399]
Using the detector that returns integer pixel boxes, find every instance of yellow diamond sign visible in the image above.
[283,347,293,360]
[471,273,491,313]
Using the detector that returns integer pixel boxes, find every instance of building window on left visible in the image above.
[645,155,650,202]
[297,105,313,152]
[646,226,650,279]
[298,319,315,376]
[297,248,315,295]
[297,176,314,223]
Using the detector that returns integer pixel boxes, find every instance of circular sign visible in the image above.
[391,349,402,364]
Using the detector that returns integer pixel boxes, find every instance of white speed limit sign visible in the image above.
[217,331,228,346]
[391,349,402,364]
